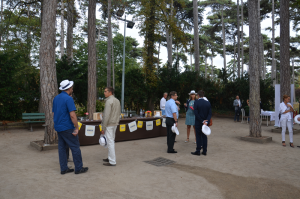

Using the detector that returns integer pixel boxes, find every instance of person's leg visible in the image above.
[57,132,68,172]
[234,110,237,121]
[287,120,293,144]
[62,129,83,172]
[166,118,175,152]
[193,125,196,143]
[66,145,70,160]
[106,126,117,165]
[195,125,202,152]
[237,108,240,122]
[186,125,191,142]
[281,119,287,146]
[201,132,208,154]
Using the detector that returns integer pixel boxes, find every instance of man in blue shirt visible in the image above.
[165,91,179,153]
[53,80,88,175]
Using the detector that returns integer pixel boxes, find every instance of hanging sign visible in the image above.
[162,118,166,127]
[128,121,137,132]
[146,121,153,131]
[85,125,95,136]
[156,119,161,126]
[137,121,143,128]
[99,125,102,131]
[120,124,126,132]
[78,122,82,130]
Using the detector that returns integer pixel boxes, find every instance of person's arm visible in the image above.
[171,103,178,127]
[102,101,112,133]
[194,101,201,122]
[280,103,291,114]
[204,103,212,126]
[69,111,79,136]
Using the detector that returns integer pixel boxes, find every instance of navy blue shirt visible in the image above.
[52,91,76,132]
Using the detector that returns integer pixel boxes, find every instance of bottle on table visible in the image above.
[140,109,143,118]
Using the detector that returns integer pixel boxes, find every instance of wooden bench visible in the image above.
[22,113,45,131]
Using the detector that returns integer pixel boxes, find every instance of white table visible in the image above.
[261,111,276,126]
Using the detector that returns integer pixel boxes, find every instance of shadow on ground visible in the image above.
[168,163,300,199]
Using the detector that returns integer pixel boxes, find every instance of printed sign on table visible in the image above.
[162,118,166,127]
[85,125,95,136]
[156,119,161,126]
[99,124,102,131]
[137,121,143,128]
[128,121,137,132]
[120,124,126,132]
[146,121,153,131]
[78,122,82,130]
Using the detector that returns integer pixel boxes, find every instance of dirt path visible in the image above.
[0,117,299,199]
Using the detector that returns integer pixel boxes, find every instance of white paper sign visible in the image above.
[128,121,137,132]
[162,118,166,127]
[146,121,153,131]
[85,125,95,136]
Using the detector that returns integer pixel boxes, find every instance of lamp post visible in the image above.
[116,12,135,112]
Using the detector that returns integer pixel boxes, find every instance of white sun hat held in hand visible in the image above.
[99,135,107,148]
[202,125,211,136]
[294,115,300,124]
[171,124,179,135]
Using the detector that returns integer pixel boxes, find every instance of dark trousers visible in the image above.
[195,124,207,153]
[57,129,83,172]
[166,117,176,152]
[66,145,70,160]
[234,109,240,121]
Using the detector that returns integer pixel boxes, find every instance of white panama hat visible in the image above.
[202,125,211,136]
[59,79,74,91]
[171,124,179,135]
[189,90,196,95]
[99,135,107,148]
[294,115,300,124]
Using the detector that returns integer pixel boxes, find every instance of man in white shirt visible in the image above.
[160,92,168,116]
[233,95,242,122]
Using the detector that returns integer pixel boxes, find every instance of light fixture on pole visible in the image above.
[117,15,135,112]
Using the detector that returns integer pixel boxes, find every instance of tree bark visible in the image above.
[237,0,240,79]
[211,49,214,78]
[112,36,115,90]
[87,0,97,119]
[39,0,59,144]
[233,35,236,79]
[60,0,64,58]
[0,0,3,47]
[221,7,226,72]
[271,0,276,86]
[166,29,172,67]
[280,0,290,100]
[157,38,160,69]
[193,0,199,71]
[258,0,263,79]
[107,0,112,87]
[241,0,244,77]
[248,0,261,137]
[67,0,74,62]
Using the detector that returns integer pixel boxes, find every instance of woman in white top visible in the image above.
[280,95,295,147]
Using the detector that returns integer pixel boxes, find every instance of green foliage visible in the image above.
[0,51,40,121]
[96,100,105,112]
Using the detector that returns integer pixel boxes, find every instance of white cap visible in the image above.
[59,80,74,91]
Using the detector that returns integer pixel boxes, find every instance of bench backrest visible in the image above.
[22,113,45,120]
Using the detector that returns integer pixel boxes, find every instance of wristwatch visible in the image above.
[175,121,178,123]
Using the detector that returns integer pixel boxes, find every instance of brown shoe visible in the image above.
[282,141,286,147]
[103,158,109,162]
[103,163,116,166]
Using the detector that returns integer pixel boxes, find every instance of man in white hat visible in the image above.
[53,80,88,174]
[101,87,121,166]
[192,90,212,156]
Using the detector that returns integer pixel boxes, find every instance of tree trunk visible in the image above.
[166,29,172,67]
[87,0,97,119]
[221,7,226,72]
[248,0,261,137]
[205,55,207,79]
[107,0,112,87]
[67,0,74,62]
[211,49,214,78]
[280,0,290,100]
[272,0,276,86]
[237,0,240,79]
[193,0,199,71]
[233,35,236,79]
[0,0,3,47]
[190,42,193,67]
[157,39,160,69]
[60,0,64,58]
[241,0,244,77]
[292,58,296,102]
[258,0,263,79]
[39,0,59,144]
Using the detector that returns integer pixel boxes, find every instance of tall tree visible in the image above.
[39,0,59,144]
[0,0,3,47]
[237,0,240,78]
[60,0,65,58]
[193,0,199,71]
[107,0,112,87]
[280,0,290,99]
[87,0,97,119]
[166,0,173,67]
[271,0,276,86]
[221,6,226,71]
[241,0,244,76]
[67,0,74,62]
[248,0,261,137]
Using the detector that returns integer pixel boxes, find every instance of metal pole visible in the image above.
[121,15,126,112]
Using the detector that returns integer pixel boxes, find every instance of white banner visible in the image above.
[85,125,95,136]
[128,121,137,132]
[162,118,166,127]
[146,121,153,131]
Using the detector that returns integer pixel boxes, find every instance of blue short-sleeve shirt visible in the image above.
[52,91,76,132]
[165,99,179,119]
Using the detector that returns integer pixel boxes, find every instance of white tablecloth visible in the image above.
[261,111,276,121]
